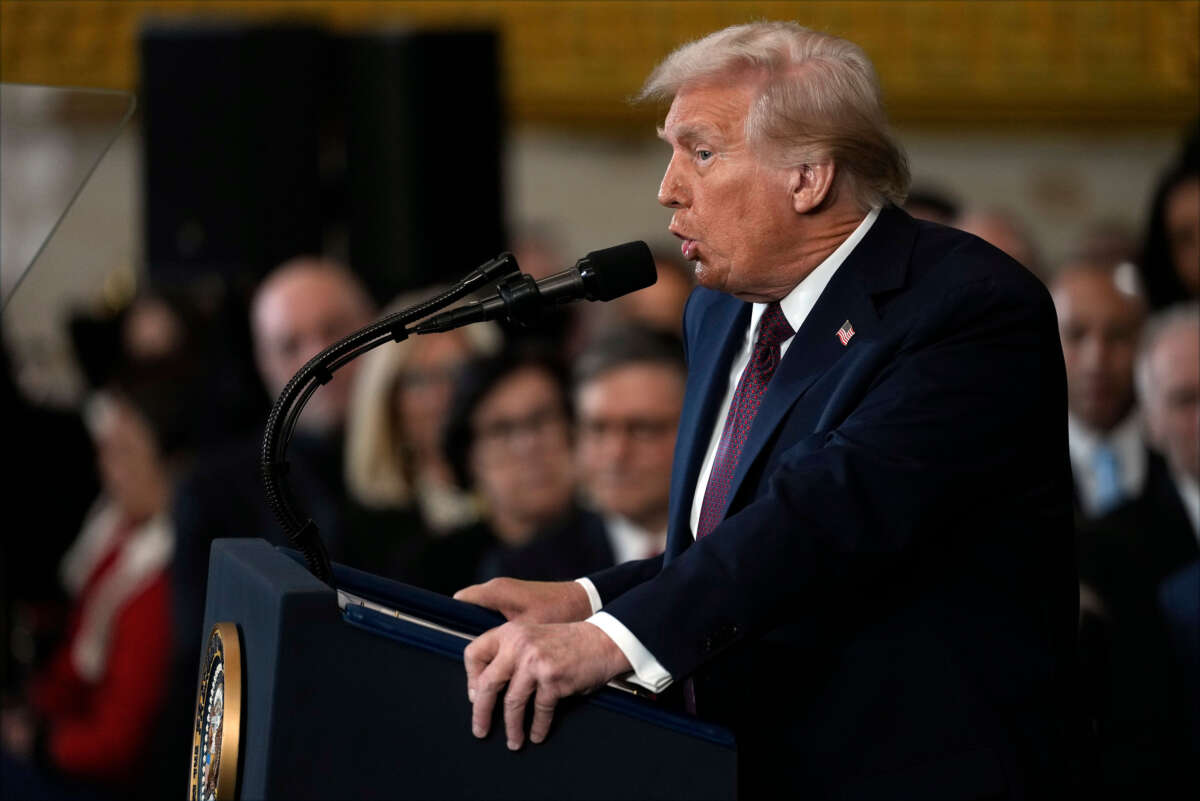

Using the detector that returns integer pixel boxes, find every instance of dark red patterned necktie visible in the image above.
[685,301,793,717]
[695,301,794,539]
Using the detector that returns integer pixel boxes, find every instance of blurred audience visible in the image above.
[955,206,1044,278]
[71,282,268,449]
[133,281,270,444]
[607,250,695,338]
[1137,127,1200,310]
[902,185,961,225]
[1068,218,1140,269]
[509,223,566,282]
[1,357,198,799]
[1050,261,1149,520]
[489,327,685,581]
[409,346,577,594]
[1077,303,1200,796]
[344,306,503,539]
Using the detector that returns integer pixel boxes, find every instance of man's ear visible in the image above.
[789,161,836,214]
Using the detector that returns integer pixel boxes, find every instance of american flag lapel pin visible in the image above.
[836,319,855,346]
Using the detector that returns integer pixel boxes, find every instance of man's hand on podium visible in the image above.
[462,619,632,751]
[454,578,592,624]
[456,578,630,750]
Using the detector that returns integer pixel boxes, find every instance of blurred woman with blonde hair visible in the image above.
[344,298,503,538]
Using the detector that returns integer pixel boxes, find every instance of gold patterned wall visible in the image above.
[1,1,1197,129]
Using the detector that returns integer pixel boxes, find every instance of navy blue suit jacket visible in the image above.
[586,206,1077,798]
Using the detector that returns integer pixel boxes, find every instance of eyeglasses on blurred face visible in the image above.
[577,416,676,443]
[472,404,569,455]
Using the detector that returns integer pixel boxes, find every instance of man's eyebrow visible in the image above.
[657,122,723,147]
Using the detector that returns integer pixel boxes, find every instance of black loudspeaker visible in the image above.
[140,23,328,284]
[140,24,505,303]
[342,29,506,300]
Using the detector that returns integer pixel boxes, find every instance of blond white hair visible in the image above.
[1134,302,1200,408]
[344,294,502,508]
[639,21,909,210]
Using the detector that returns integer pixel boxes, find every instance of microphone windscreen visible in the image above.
[583,241,657,301]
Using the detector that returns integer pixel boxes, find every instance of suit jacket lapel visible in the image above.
[721,205,917,519]
[666,296,750,559]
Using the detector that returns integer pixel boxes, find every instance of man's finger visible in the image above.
[463,630,500,702]
[454,578,517,618]
[502,670,537,750]
[471,680,501,740]
[469,637,512,739]
[529,690,558,745]
[453,582,489,605]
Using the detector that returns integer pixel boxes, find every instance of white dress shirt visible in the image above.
[604,515,667,565]
[1067,412,1147,518]
[579,207,881,691]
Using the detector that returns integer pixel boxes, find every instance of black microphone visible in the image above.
[413,241,656,334]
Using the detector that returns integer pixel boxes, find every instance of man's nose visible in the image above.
[657,155,688,209]
[597,429,633,464]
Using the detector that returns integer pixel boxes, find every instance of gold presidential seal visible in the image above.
[189,622,242,801]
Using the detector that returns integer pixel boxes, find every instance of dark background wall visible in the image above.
[139,23,505,304]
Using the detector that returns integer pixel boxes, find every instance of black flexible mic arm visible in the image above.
[260,252,518,584]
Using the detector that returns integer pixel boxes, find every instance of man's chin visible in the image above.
[692,262,727,292]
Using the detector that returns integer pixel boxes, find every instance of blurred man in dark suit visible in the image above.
[1050,261,1149,520]
[172,257,377,643]
[1078,303,1199,795]
[455,22,1076,798]
[1136,305,1200,541]
[165,257,375,785]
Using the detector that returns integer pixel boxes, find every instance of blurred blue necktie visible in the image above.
[1092,444,1124,515]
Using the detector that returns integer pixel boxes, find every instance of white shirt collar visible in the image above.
[604,514,666,565]
[745,206,881,348]
[1067,411,1142,460]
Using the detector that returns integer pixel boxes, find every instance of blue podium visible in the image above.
[194,538,737,799]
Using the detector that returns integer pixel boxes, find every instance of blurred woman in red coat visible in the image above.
[2,355,198,799]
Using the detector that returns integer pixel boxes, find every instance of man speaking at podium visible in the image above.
[457,22,1076,798]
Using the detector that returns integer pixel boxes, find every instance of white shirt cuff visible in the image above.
[575,577,603,615]
[585,612,674,693]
